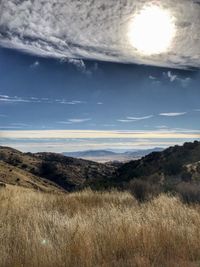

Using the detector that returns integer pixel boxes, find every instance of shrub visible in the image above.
[129,179,161,201]
[176,182,200,203]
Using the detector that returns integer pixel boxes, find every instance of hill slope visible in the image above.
[0,142,200,194]
[0,146,116,191]
[117,141,200,184]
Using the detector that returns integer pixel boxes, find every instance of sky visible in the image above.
[0,0,200,68]
[0,0,200,152]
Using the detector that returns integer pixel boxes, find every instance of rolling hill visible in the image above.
[118,141,200,183]
[0,146,116,191]
[0,141,200,196]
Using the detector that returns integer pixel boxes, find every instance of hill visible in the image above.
[118,141,200,183]
[1,142,200,201]
[0,146,116,191]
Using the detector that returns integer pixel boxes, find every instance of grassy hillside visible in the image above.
[0,161,63,192]
[1,142,200,202]
[0,186,200,267]
[118,141,200,182]
[0,146,116,191]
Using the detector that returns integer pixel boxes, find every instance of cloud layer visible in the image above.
[1,129,199,152]
[0,0,199,68]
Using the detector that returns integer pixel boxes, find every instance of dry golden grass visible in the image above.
[0,186,200,267]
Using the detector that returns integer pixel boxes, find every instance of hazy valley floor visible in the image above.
[0,186,200,267]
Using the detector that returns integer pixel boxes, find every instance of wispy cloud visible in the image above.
[0,122,31,130]
[58,118,91,124]
[0,95,31,103]
[0,94,86,105]
[155,125,168,129]
[56,100,86,105]
[164,71,191,87]
[117,119,134,123]
[118,115,153,123]
[30,61,40,68]
[149,71,192,87]
[166,71,177,82]
[126,115,154,121]
[159,112,187,117]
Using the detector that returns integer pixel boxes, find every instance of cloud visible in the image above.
[127,115,154,121]
[0,126,24,129]
[0,0,200,68]
[0,94,86,105]
[0,95,31,103]
[117,119,134,123]
[163,71,192,87]
[58,118,91,124]
[166,71,177,82]
[149,71,192,87]
[0,139,185,153]
[155,125,168,129]
[159,112,187,117]
[149,75,157,80]
[30,61,40,68]
[1,129,200,140]
[118,115,153,123]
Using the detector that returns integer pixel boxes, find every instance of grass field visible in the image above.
[0,186,200,267]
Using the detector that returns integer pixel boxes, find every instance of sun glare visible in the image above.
[128,6,176,55]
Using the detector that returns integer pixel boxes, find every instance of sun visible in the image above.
[128,5,176,55]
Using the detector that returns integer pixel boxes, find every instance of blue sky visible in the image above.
[0,47,200,152]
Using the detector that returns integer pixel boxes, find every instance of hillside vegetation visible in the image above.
[1,142,200,203]
[0,146,115,191]
[0,186,200,267]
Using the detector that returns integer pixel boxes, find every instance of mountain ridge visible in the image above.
[0,141,200,194]
[63,147,164,163]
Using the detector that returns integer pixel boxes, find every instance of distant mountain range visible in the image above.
[63,148,164,163]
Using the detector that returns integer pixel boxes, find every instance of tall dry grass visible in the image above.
[0,186,200,267]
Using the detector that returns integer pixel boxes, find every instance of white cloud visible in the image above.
[156,125,168,129]
[30,61,40,68]
[0,95,31,103]
[0,94,86,105]
[159,112,187,117]
[149,75,156,80]
[1,129,200,140]
[117,119,134,123]
[0,0,199,68]
[163,71,191,87]
[167,71,177,82]
[118,115,153,122]
[126,115,154,121]
[58,118,91,124]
